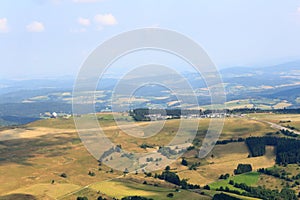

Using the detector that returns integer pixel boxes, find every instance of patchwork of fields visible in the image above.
[0,113,300,199]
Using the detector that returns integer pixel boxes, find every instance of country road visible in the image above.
[264,120,300,135]
[247,117,300,135]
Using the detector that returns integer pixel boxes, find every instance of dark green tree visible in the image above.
[181,158,188,166]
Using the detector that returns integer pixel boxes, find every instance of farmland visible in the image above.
[0,113,300,199]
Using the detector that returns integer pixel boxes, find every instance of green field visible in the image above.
[209,172,260,192]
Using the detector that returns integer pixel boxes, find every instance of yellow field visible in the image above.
[0,130,120,197]
[256,174,284,191]
[177,143,275,185]
[6,183,80,199]
[0,113,291,199]
[88,180,206,200]
[90,181,157,198]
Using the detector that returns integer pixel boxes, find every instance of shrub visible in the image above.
[203,185,210,190]
[234,164,252,175]
[167,193,174,198]
[60,173,67,178]
[88,171,95,176]
[77,197,88,200]
[181,158,188,166]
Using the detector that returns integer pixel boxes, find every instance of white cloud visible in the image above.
[0,18,9,33]
[78,17,90,26]
[70,28,87,33]
[94,14,117,26]
[298,7,300,12]
[26,21,45,32]
[73,0,103,3]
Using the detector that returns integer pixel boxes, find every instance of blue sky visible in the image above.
[1,0,300,79]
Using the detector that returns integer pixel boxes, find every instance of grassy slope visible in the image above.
[88,180,206,200]
[177,143,275,186]
[209,172,260,191]
[1,113,297,199]
[256,164,300,194]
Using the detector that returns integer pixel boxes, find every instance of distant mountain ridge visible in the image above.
[0,60,300,126]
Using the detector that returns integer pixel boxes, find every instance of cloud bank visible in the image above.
[0,18,9,32]
[26,21,45,32]
[78,17,91,26]
[94,14,117,26]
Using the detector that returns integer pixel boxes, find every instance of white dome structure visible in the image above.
[51,112,58,118]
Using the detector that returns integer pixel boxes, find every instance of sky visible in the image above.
[1,0,300,79]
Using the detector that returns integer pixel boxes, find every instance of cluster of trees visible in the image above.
[121,152,134,159]
[157,146,181,158]
[188,162,201,170]
[286,124,296,130]
[155,167,200,189]
[212,193,241,200]
[280,120,292,123]
[121,196,153,200]
[234,164,252,175]
[186,145,195,151]
[77,197,107,200]
[77,197,88,200]
[216,186,241,195]
[226,108,300,114]
[166,193,174,198]
[60,173,67,178]
[129,108,300,122]
[96,197,107,200]
[216,138,245,145]
[233,182,297,200]
[181,158,188,166]
[121,194,175,200]
[276,138,300,164]
[129,108,150,121]
[279,129,298,138]
[245,136,300,165]
[140,143,154,149]
[177,157,201,170]
[203,185,210,190]
[88,171,95,176]
[99,145,122,161]
[258,168,300,184]
[130,108,300,122]
[146,157,154,162]
[219,173,230,179]
[129,108,184,121]
[180,179,200,189]
[157,170,181,185]
[245,137,266,157]
[272,108,300,114]
[216,181,297,200]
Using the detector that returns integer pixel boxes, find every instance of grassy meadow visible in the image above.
[0,113,299,199]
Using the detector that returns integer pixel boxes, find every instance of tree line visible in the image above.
[245,136,300,165]
[216,181,297,200]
